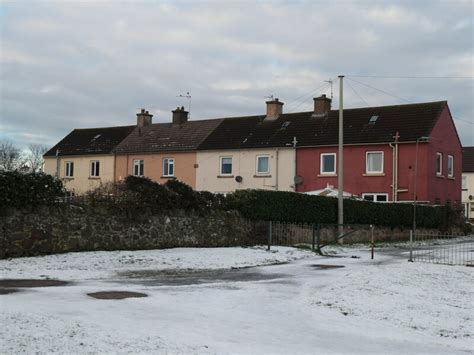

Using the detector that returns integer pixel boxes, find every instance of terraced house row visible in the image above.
[44,96,462,205]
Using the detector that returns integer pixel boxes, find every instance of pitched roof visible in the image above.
[44,125,135,157]
[198,101,447,150]
[113,119,223,154]
[463,147,474,172]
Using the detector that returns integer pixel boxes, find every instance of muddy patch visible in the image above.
[309,264,345,270]
[116,268,288,286]
[88,291,148,300]
[0,288,20,295]
[0,279,70,288]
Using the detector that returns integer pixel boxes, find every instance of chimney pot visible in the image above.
[265,98,284,121]
[137,109,153,127]
[313,94,332,116]
[172,106,189,125]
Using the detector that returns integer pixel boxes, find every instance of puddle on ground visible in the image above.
[116,268,289,287]
[309,264,345,269]
[88,291,148,300]
[0,288,20,295]
[0,279,70,288]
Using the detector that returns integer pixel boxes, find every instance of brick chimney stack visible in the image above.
[265,98,284,121]
[313,94,332,117]
[136,108,153,127]
[172,106,188,125]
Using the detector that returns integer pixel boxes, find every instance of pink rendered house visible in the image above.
[295,96,461,205]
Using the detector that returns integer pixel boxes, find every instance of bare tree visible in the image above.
[0,140,21,171]
[25,143,50,172]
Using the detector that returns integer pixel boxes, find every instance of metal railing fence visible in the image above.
[267,221,373,254]
[409,232,473,266]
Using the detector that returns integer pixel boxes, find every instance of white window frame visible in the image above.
[220,156,233,176]
[436,152,443,176]
[90,160,100,177]
[256,155,270,175]
[366,151,384,174]
[320,153,336,175]
[162,158,175,177]
[462,175,467,190]
[133,159,144,177]
[65,161,74,178]
[362,193,389,202]
[447,155,454,178]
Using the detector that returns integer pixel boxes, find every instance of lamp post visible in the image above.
[412,136,430,234]
[338,75,344,237]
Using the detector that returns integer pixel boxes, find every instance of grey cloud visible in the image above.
[0,0,472,149]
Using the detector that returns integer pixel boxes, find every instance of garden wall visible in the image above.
[0,206,267,259]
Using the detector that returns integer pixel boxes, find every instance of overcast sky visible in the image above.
[1,0,473,149]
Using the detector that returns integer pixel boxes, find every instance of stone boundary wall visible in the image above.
[0,206,267,259]
[0,205,449,259]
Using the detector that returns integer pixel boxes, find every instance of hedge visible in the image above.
[225,189,451,229]
[120,176,224,211]
[0,171,65,210]
[0,173,458,230]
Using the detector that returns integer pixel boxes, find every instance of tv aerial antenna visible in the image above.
[324,79,333,99]
[177,92,192,119]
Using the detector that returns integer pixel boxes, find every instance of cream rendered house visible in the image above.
[462,147,474,219]
[196,99,299,193]
[43,125,135,194]
[196,148,295,193]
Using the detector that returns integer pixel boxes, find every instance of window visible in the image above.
[362,193,388,202]
[65,161,74,177]
[462,176,467,190]
[90,160,100,177]
[320,153,336,174]
[436,153,442,175]
[368,115,379,124]
[163,158,174,177]
[366,151,383,174]
[256,155,270,175]
[447,155,454,177]
[133,159,144,177]
[220,157,232,175]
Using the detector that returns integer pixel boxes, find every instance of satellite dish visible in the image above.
[294,175,304,185]
[469,195,473,200]
[235,176,243,183]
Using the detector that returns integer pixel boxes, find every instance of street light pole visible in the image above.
[338,75,344,237]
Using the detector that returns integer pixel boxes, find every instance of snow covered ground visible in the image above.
[1,246,472,354]
[0,246,311,280]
